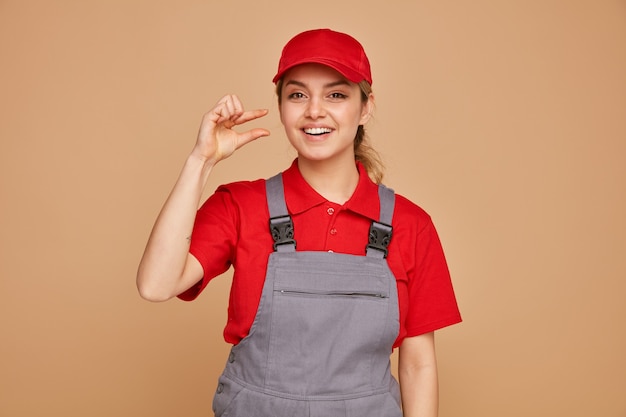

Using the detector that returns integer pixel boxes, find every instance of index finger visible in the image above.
[232,109,269,126]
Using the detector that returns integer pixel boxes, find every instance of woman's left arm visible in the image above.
[398,332,439,417]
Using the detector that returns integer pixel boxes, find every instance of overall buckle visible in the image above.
[366,221,393,258]
[269,215,296,251]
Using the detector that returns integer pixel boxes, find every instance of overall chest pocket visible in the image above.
[265,280,394,396]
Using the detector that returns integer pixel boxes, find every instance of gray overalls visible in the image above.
[212,174,402,417]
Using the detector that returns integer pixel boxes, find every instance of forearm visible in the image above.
[136,153,214,301]
[399,361,438,417]
[137,96,269,301]
[398,333,439,417]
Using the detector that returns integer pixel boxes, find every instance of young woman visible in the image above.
[137,28,461,417]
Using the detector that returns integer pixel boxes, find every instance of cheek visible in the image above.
[279,104,294,126]
[279,107,304,144]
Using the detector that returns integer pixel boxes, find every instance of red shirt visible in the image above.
[181,160,461,348]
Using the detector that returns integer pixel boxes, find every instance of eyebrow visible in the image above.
[284,79,352,89]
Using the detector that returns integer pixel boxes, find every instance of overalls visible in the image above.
[212,174,402,417]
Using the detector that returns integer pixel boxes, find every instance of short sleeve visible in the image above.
[177,186,239,301]
[404,219,462,336]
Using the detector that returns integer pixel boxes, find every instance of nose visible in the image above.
[305,97,325,119]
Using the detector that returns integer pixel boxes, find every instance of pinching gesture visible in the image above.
[192,94,270,165]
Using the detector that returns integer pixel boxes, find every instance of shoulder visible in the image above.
[216,177,266,194]
[196,178,268,223]
[391,191,434,233]
[212,178,268,205]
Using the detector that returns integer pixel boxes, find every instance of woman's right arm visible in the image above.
[136,95,270,302]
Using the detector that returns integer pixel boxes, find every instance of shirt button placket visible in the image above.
[326,206,338,251]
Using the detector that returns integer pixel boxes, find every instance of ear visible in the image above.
[359,93,374,125]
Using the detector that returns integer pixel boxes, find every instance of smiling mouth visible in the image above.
[303,127,333,136]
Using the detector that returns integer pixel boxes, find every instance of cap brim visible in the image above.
[272,58,368,84]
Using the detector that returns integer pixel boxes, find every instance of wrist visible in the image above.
[186,150,216,171]
[178,152,216,191]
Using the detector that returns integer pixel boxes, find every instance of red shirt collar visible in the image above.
[282,159,381,221]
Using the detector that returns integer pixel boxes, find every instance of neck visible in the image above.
[297,156,359,205]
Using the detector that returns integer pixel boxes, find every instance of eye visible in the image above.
[287,92,307,100]
[328,92,347,99]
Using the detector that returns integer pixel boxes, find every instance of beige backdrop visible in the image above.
[1,0,625,416]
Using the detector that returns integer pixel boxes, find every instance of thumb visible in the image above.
[235,128,271,149]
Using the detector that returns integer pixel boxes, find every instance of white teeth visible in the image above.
[304,127,332,135]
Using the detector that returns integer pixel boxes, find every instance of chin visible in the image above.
[297,152,331,162]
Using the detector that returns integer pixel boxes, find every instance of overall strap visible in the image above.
[266,174,296,252]
[366,184,395,259]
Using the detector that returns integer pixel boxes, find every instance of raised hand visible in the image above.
[192,94,270,165]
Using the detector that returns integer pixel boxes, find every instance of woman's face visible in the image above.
[279,63,372,165]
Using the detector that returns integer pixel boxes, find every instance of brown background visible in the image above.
[1,1,625,416]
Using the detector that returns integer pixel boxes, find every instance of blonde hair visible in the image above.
[275,79,385,183]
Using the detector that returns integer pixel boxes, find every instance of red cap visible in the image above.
[272,29,372,85]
